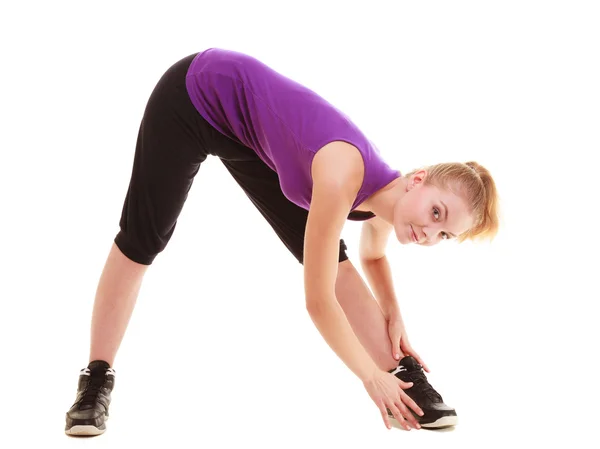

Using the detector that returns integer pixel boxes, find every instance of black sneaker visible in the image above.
[388,356,457,429]
[65,360,115,436]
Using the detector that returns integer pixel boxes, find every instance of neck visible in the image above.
[362,176,407,224]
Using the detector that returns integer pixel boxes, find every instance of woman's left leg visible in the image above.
[215,144,402,371]
[216,149,455,425]
[335,259,403,372]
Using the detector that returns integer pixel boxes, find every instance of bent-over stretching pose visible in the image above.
[65,49,499,436]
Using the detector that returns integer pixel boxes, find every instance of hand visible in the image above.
[363,370,424,430]
[388,314,430,373]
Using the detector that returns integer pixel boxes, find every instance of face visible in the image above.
[393,170,475,246]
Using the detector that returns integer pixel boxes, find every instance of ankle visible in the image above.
[380,352,406,372]
[88,357,113,367]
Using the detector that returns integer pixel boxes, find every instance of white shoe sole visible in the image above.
[65,415,108,436]
[421,415,458,429]
[65,425,105,436]
[391,414,458,430]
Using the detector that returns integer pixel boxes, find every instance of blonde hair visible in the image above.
[405,161,500,242]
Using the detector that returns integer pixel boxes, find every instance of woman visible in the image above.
[64,48,499,436]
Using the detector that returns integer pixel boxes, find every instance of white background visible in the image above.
[1,1,599,447]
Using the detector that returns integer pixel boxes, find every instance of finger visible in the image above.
[396,378,414,390]
[388,403,411,431]
[390,333,401,360]
[400,390,424,417]
[379,404,392,430]
[395,401,421,429]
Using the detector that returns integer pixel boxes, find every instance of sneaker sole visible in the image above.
[390,414,458,430]
[65,425,106,436]
[65,415,108,436]
[421,415,458,429]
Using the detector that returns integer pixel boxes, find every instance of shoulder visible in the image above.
[311,141,364,195]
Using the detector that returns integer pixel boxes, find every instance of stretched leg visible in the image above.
[335,259,403,372]
[214,131,457,430]
[66,52,208,436]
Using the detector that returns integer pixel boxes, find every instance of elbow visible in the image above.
[305,297,321,316]
[359,255,371,267]
[305,295,334,317]
[360,253,386,264]
[359,255,382,270]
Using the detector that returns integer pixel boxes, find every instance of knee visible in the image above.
[114,229,166,265]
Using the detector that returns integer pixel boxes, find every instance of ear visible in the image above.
[407,169,427,191]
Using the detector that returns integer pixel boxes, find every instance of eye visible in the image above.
[433,207,441,220]
[441,232,449,240]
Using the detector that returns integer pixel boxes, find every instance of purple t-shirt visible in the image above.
[185,48,400,214]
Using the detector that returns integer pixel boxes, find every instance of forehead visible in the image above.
[425,184,474,232]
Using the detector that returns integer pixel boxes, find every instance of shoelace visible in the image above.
[404,367,443,403]
[78,368,113,410]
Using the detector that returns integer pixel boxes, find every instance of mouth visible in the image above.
[410,225,418,243]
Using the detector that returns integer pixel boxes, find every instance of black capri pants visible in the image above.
[114,52,351,266]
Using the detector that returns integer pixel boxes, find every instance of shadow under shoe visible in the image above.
[388,356,457,429]
[65,360,115,436]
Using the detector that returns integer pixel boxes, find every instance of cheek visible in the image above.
[395,190,428,225]
[404,193,426,221]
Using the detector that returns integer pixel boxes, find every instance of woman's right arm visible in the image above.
[303,150,380,381]
[304,142,423,430]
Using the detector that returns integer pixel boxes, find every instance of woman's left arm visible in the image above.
[359,217,400,319]
[359,219,430,372]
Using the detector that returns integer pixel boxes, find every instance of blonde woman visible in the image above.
[65,49,499,436]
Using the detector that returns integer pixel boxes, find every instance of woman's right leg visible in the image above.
[65,52,208,436]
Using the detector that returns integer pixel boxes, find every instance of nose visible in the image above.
[421,226,441,244]
[421,228,428,241]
